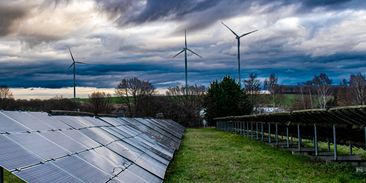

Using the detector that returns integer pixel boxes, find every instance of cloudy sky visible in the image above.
[1,0,366,98]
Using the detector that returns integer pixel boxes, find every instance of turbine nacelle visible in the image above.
[221,22,258,40]
[173,30,202,58]
[68,48,86,69]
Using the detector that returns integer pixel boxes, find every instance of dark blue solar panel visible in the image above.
[8,133,69,160]
[15,163,83,183]
[0,111,184,183]
[0,136,42,170]
[54,155,111,183]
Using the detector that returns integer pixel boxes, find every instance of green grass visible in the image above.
[165,128,366,183]
[3,169,23,183]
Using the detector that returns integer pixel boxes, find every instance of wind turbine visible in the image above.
[222,22,257,87]
[173,30,202,96]
[68,48,86,99]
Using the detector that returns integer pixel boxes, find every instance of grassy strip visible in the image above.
[165,128,366,183]
[4,169,23,183]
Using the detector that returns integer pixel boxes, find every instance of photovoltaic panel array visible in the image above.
[0,111,184,183]
[215,105,366,145]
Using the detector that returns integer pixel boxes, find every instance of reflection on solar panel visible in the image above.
[0,111,184,183]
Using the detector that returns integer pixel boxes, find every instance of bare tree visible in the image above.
[312,73,332,109]
[350,73,366,105]
[166,85,206,126]
[0,86,13,99]
[115,77,155,117]
[334,79,352,106]
[88,91,113,115]
[264,73,279,107]
[0,86,14,109]
[244,73,261,111]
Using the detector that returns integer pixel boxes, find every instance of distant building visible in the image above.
[256,106,287,114]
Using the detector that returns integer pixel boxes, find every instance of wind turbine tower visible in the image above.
[173,30,202,95]
[222,22,257,87]
[68,48,86,99]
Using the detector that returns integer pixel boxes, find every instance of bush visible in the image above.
[204,76,252,126]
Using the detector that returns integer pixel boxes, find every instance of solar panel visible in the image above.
[0,111,184,183]
[41,131,87,153]
[77,150,122,176]
[2,111,66,132]
[28,112,71,129]
[0,136,42,170]
[8,133,69,160]
[53,155,111,183]
[61,130,101,148]
[0,111,29,133]
[80,128,117,145]
[14,162,83,183]
[114,164,163,183]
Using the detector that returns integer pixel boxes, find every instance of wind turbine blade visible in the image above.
[68,63,75,69]
[173,49,185,58]
[239,30,258,38]
[185,29,187,48]
[75,61,87,64]
[68,48,75,63]
[187,48,202,58]
[221,22,238,37]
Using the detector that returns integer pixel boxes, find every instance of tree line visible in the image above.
[0,78,206,127]
[1,72,365,127]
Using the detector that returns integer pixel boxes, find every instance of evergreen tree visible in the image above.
[204,76,252,126]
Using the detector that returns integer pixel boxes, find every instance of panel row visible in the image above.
[0,111,184,183]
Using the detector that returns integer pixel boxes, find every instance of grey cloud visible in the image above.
[300,0,351,8]
[0,4,29,36]
[96,0,366,31]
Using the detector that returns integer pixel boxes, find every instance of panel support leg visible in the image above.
[268,123,271,143]
[364,126,366,147]
[243,122,245,136]
[235,122,237,134]
[241,122,243,135]
[286,126,289,148]
[261,122,264,142]
[349,143,353,156]
[275,123,278,145]
[246,122,249,137]
[250,122,254,139]
[333,124,337,161]
[297,124,301,152]
[314,124,318,156]
[256,122,259,140]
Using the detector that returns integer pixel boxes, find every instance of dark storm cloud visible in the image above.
[301,0,351,8]
[0,4,29,36]
[1,0,366,91]
[97,0,256,30]
[2,52,366,88]
[1,0,364,40]
[96,0,365,31]
[0,60,186,88]
[129,0,222,23]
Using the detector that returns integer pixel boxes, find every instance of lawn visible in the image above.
[165,128,366,183]
[3,169,23,183]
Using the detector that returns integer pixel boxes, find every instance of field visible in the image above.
[165,128,366,183]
